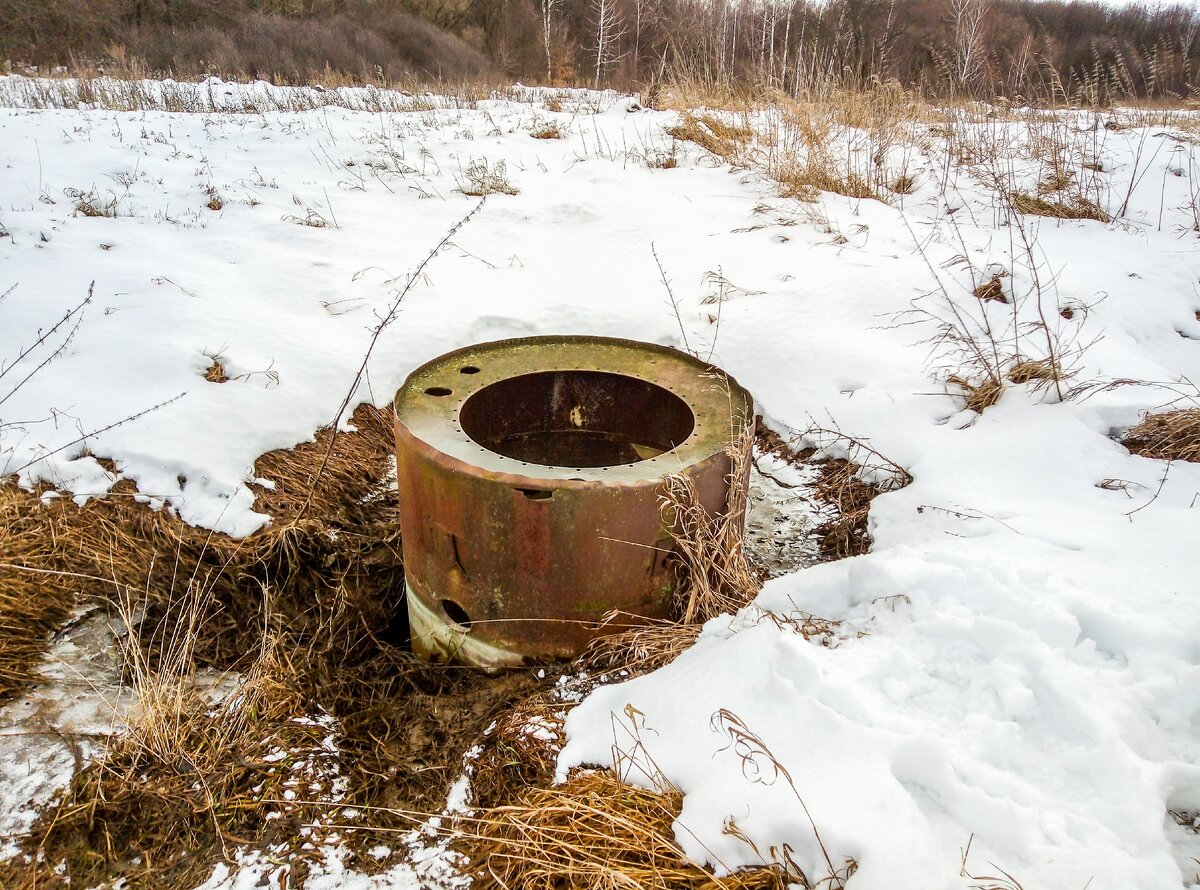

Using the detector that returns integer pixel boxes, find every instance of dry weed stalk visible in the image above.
[712,709,857,888]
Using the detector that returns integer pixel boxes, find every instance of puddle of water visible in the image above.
[745,451,832,577]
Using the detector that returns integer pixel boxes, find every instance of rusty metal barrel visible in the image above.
[393,335,752,668]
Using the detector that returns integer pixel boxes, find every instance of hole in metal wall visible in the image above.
[440,598,473,629]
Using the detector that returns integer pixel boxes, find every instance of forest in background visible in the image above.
[3,0,1200,101]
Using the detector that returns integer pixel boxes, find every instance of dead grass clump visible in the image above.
[3,666,340,889]
[776,161,876,202]
[583,618,702,675]
[667,113,754,160]
[456,770,788,890]
[973,275,1008,303]
[1011,191,1110,222]
[458,159,518,196]
[64,186,118,218]
[203,356,228,382]
[1123,409,1200,462]
[1037,163,1076,194]
[204,187,224,211]
[663,423,760,625]
[467,696,566,810]
[890,173,916,195]
[1008,359,1060,385]
[529,120,564,139]
[576,423,759,678]
[810,459,886,560]
[0,488,80,697]
[948,374,1006,414]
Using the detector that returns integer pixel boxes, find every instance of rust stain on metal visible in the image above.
[393,335,752,669]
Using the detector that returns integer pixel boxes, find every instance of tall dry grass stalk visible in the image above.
[663,421,759,626]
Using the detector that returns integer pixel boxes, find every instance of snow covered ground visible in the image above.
[2,76,1199,888]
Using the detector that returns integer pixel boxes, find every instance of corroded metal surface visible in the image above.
[393,336,752,668]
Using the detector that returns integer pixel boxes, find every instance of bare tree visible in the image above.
[589,0,626,88]
[950,0,989,93]
[541,0,562,80]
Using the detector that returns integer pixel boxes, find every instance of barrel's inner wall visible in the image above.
[458,370,696,468]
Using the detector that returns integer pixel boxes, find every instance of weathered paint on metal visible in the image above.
[393,335,753,668]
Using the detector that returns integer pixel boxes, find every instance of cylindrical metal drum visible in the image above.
[393,336,752,668]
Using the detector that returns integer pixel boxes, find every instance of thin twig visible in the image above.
[297,198,486,519]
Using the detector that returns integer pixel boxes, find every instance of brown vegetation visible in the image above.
[456,770,789,889]
[0,404,550,886]
[1123,409,1200,463]
[1011,191,1110,222]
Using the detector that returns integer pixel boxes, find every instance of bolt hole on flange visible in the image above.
[425,386,453,397]
[459,370,695,468]
[460,365,481,374]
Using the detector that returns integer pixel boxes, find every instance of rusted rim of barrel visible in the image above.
[393,335,753,484]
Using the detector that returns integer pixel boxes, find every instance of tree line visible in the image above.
[3,0,1198,100]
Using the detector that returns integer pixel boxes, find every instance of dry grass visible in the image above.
[973,276,1008,303]
[0,400,571,886]
[1123,408,1200,462]
[529,119,565,139]
[1008,359,1061,385]
[667,113,755,161]
[1011,191,1110,222]
[202,356,228,383]
[467,696,567,810]
[948,374,1006,414]
[583,618,703,675]
[810,459,889,560]
[456,770,788,890]
[663,423,759,625]
[458,159,518,196]
[2,664,340,889]
[575,424,759,676]
[0,489,84,697]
